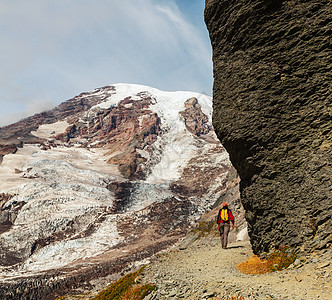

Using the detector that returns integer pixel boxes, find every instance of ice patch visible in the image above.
[21,215,122,272]
[146,128,198,183]
[31,121,69,139]
[237,226,248,241]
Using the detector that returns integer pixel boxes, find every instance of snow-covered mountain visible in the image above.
[0,84,244,299]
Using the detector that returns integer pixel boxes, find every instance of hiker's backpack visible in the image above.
[220,208,229,222]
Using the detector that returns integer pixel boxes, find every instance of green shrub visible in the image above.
[267,244,297,272]
[192,220,217,237]
[92,267,155,300]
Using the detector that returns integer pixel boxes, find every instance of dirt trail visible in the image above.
[140,237,331,299]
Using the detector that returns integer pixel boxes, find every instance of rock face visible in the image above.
[0,84,245,299]
[205,0,331,254]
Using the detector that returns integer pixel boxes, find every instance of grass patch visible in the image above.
[267,244,297,272]
[192,220,218,237]
[237,244,297,274]
[91,267,155,300]
[237,255,270,275]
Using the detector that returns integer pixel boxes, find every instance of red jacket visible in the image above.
[217,208,235,224]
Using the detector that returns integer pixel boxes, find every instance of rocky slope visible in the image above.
[205,0,331,254]
[0,84,245,299]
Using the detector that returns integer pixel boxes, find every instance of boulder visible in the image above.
[205,0,331,253]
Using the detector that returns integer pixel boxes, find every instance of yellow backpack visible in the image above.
[220,208,229,222]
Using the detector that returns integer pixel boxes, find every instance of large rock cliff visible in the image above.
[205,0,331,254]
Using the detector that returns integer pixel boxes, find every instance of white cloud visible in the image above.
[156,2,211,65]
[0,0,212,126]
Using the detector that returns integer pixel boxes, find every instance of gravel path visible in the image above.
[140,237,331,299]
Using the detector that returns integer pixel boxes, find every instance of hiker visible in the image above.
[216,202,235,249]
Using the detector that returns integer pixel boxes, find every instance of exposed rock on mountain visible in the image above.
[180,97,211,136]
[205,0,331,253]
[0,84,244,299]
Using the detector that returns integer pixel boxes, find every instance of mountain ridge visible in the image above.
[0,83,245,299]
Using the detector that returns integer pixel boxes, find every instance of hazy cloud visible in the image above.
[0,99,54,127]
[0,0,212,126]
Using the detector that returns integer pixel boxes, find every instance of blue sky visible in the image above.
[0,0,212,126]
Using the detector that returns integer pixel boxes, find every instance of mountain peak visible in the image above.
[0,84,245,299]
